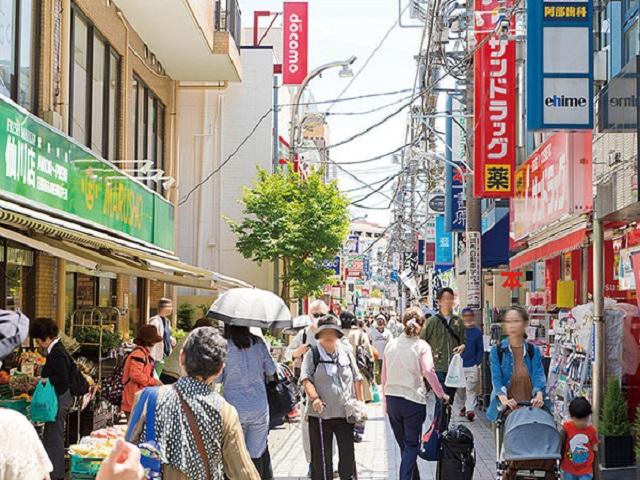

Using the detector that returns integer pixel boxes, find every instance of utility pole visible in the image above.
[272,74,280,295]
[592,216,605,425]
[466,3,483,314]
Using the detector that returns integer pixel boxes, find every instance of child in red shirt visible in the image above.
[560,397,601,480]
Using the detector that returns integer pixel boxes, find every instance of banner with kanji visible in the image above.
[474,0,516,197]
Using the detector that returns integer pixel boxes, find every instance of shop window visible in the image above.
[132,75,166,194]
[69,6,120,161]
[624,19,639,64]
[0,0,39,112]
[127,277,146,334]
[97,276,116,307]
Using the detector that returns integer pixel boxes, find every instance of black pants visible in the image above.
[309,416,355,480]
[386,395,426,480]
[251,446,273,479]
[42,390,73,480]
[435,371,456,429]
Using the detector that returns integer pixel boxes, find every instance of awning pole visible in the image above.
[592,217,605,426]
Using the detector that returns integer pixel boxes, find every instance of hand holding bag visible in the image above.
[445,353,466,388]
[31,380,58,423]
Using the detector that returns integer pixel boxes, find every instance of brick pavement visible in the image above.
[270,403,496,479]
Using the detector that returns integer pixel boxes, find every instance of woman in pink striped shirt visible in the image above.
[382,307,448,480]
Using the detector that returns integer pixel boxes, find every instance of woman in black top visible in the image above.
[30,317,73,480]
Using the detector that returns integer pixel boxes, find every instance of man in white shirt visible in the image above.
[147,298,174,362]
[369,315,392,384]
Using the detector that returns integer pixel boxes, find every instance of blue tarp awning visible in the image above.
[482,213,509,268]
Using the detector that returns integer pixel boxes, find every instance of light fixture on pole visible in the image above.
[289,55,357,164]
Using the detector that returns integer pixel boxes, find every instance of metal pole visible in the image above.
[273,74,280,294]
[592,217,605,426]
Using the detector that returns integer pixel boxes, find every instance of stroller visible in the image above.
[496,402,562,480]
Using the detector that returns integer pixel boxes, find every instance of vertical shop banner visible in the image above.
[283,2,308,85]
[527,0,593,129]
[632,253,640,309]
[512,132,593,240]
[435,216,453,266]
[466,231,482,308]
[445,94,467,231]
[474,0,516,198]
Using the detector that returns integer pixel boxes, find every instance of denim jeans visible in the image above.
[562,472,593,480]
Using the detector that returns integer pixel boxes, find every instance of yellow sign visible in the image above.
[484,164,512,192]
[544,4,587,19]
[557,280,575,308]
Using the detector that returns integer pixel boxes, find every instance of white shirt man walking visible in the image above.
[147,297,174,363]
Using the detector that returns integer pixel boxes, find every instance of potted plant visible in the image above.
[600,377,634,468]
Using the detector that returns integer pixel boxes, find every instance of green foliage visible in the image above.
[177,303,195,331]
[196,304,209,317]
[173,328,187,341]
[227,167,350,301]
[72,327,121,353]
[600,377,631,436]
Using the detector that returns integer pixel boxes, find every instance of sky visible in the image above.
[239,0,423,226]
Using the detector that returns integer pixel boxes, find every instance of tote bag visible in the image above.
[445,354,466,389]
[31,380,58,423]
[126,386,163,479]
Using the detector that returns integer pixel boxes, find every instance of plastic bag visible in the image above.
[371,383,381,404]
[31,380,58,422]
[445,354,466,388]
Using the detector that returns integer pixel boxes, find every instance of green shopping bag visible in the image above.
[371,383,381,404]
[31,380,58,422]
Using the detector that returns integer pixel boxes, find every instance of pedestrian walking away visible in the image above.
[127,326,260,479]
[160,317,214,384]
[420,287,466,423]
[223,325,278,479]
[560,397,601,480]
[454,307,484,422]
[382,307,449,480]
[300,314,365,480]
[369,314,392,385]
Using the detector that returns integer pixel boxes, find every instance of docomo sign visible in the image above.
[511,132,593,240]
[283,2,308,85]
[474,0,516,198]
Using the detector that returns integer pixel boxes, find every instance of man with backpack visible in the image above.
[421,287,466,404]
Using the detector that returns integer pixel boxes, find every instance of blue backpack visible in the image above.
[126,386,163,479]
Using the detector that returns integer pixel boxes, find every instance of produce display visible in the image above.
[9,373,38,393]
[69,425,128,478]
[0,370,9,385]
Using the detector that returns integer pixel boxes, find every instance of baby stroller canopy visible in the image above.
[502,407,561,462]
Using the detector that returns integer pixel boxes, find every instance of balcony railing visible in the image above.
[215,0,242,50]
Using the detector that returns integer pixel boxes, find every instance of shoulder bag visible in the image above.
[436,314,461,346]
[175,386,212,480]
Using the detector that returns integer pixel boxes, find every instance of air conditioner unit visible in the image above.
[595,179,614,220]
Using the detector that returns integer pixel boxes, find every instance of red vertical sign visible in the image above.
[631,253,640,309]
[283,2,308,85]
[474,0,516,197]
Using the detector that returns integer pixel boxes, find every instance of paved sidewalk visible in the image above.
[270,403,496,479]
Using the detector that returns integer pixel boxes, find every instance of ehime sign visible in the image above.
[0,96,174,251]
[474,0,516,197]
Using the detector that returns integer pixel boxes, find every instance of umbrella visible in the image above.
[282,314,312,336]
[207,288,292,330]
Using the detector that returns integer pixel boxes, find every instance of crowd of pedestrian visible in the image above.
[0,289,605,480]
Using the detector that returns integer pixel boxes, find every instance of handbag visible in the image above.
[266,364,299,423]
[175,387,211,480]
[344,398,368,424]
[419,401,450,461]
[126,387,163,479]
[31,380,58,422]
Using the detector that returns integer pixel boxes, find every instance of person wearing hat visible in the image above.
[300,315,364,480]
[121,325,163,415]
[453,307,484,421]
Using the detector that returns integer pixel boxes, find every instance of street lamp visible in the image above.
[289,56,357,163]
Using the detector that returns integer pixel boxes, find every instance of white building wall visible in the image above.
[176,47,276,291]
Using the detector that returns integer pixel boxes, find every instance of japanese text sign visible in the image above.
[512,132,592,240]
[283,2,308,85]
[474,0,516,197]
[435,216,453,266]
[446,94,467,231]
[527,0,593,128]
[0,96,174,251]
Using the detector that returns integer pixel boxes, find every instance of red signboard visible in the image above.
[511,132,592,240]
[283,2,308,85]
[473,0,516,198]
[630,253,640,309]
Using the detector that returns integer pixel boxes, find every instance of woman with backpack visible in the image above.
[121,325,163,415]
[340,311,373,403]
[487,305,547,423]
[300,315,364,480]
[29,317,76,480]
[381,307,448,480]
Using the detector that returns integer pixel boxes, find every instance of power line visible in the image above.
[178,109,273,206]
[278,88,413,108]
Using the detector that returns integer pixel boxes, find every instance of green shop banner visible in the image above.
[0,96,174,252]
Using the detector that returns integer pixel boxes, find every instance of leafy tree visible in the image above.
[227,167,350,303]
[634,406,640,457]
[600,377,631,436]
[177,303,195,331]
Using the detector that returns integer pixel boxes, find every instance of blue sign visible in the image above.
[435,216,453,266]
[363,255,370,277]
[321,256,341,275]
[390,271,399,283]
[418,239,426,265]
[527,0,593,129]
[445,94,466,231]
